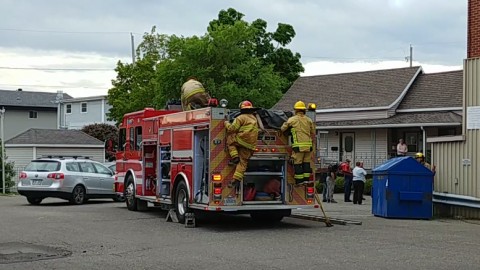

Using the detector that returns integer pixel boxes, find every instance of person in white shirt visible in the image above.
[352,161,367,205]
[396,139,408,156]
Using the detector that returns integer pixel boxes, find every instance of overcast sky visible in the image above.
[0,0,468,97]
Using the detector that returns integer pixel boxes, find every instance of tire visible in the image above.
[26,197,43,205]
[175,181,189,224]
[125,176,138,211]
[250,210,291,224]
[70,185,86,205]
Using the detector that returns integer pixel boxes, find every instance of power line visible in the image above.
[0,83,109,90]
[302,55,405,61]
[0,66,115,71]
[0,28,143,35]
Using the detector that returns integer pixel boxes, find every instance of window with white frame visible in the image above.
[29,111,38,119]
[66,104,72,114]
[81,102,88,113]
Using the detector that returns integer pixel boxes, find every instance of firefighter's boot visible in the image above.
[228,157,240,166]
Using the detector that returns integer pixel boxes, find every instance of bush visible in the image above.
[316,176,372,195]
[0,140,16,193]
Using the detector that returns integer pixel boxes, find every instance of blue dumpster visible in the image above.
[372,156,434,219]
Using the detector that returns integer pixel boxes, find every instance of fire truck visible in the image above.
[114,102,318,224]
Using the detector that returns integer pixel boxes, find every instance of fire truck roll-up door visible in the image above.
[193,127,210,204]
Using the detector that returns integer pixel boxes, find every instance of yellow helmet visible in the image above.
[415,152,424,158]
[239,100,253,109]
[294,101,306,110]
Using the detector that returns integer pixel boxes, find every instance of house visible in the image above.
[61,95,115,129]
[5,128,105,180]
[273,67,463,170]
[427,0,480,218]
[0,89,72,140]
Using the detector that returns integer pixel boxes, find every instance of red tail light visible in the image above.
[47,173,65,180]
[20,172,27,179]
[214,188,222,195]
[307,187,314,194]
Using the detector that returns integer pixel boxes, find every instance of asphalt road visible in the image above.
[1,195,480,270]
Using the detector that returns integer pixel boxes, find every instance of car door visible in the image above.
[92,162,115,195]
[78,161,101,194]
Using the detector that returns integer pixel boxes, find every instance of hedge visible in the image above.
[315,177,373,195]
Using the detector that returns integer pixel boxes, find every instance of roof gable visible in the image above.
[0,89,73,108]
[397,70,463,110]
[5,128,103,145]
[273,66,422,111]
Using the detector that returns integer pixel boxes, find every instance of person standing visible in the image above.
[280,101,316,185]
[326,163,338,203]
[352,161,367,205]
[225,101,259,189]
[180,76,211,111]
[340,159,353,202]
[396,139,408,156]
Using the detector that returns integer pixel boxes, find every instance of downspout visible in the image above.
[420,126,426,155]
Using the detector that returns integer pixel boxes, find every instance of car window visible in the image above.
[66,162,80,172]
[93,163,112,175]
[108,164,116,172]
[79,162,96,173]
[25,160,61,172]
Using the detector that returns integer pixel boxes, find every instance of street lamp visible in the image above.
[0,107,5,194]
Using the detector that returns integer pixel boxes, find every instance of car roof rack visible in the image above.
[39,155,90,160]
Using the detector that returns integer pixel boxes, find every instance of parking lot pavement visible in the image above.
[1,195,480,270]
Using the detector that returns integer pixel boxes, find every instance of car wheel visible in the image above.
[125,176,137,211]
[26,197,43,205]
[175,181,189,224]
[70,185,86,205]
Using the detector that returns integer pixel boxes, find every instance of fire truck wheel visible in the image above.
[125,177,138,211]
[175,181,190,223]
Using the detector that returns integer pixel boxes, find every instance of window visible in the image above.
[118,128,126,151]
[66,162,80,172]
[405,132,419,152]
[93,163,112,175]
[29,111,38,119]
[129,127,134,151]
[135,126,142,150]
[438,128,457,136]
[344,136,354,152]
[81,102,87,113]
[66,104,72,114]
[79,162,95,173]
[24,161,60,172]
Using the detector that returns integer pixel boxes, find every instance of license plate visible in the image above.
[223,197,237,206]
[31,179,42,186]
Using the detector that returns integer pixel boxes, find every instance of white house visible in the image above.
[62,95,115,129]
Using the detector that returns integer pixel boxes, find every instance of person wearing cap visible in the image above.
[415,152,436,174]
[280,101,316,185]
[225,100,259,189]
[339,158,353,202]
[180,76,211,111]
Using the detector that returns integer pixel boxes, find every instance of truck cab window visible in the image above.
[129,127,134,151]
[119,128,126,151]
[135,126,142,150]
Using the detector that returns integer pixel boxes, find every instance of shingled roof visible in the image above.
[317,112,462,129]
[397,70,463,110]
[6,129,103,146]
[273,66,422,111]
[0,89,73,108]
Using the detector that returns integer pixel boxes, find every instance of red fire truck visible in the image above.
[114,104,318,224]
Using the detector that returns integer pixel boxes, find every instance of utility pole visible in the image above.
[409,44,413,67]
[131,32,136,64]
[1,107,5,194]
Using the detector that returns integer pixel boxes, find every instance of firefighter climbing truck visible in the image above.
[114,104,318,224]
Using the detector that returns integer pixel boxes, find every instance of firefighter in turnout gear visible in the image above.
[180,77,211,111]
[225,100,259,189]
[280,101,316,185]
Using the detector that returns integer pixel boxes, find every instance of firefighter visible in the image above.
[180,76,211,111]
[225,100,259,188]
[280,101,316,185]
[415,152,436,173]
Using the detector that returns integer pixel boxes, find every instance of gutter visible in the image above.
[316,122,461,130]
[433,192,480,209]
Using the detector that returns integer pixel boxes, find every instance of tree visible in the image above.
[107,8,304,123]
[0,139,16,193]
[81,124,118,161]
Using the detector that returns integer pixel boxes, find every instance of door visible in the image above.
[93,163,115,195]
[78,161,101,194]
[341,132,355,163]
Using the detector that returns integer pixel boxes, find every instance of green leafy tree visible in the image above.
[107,8,304,123]
[81,124,118,161]
[0,139,16,193]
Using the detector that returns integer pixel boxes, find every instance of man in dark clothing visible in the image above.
[340,159,353,202]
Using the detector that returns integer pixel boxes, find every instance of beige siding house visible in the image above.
[274,67,462,170]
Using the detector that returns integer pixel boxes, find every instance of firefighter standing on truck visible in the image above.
[225,100,259,189]
[180,76,211,111]
[280,101,316,185]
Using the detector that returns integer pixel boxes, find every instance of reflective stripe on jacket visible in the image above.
[280,112,315,152]
[181,79,208,108]
[225,114,259,150]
